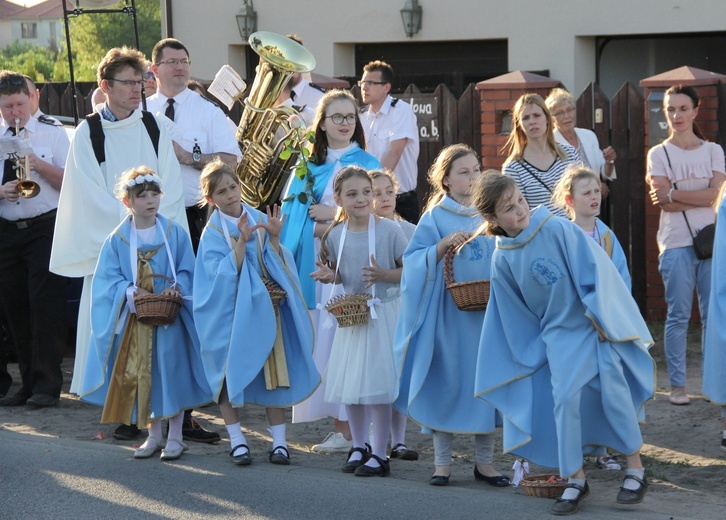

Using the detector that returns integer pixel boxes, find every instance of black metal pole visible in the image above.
[62,0,79,125]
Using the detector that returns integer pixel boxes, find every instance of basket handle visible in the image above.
[443,244,458,286]
[137,273,175,291]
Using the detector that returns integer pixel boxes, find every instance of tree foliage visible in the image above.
[0,0,161,82]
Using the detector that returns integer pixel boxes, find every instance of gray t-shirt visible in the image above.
[327,217,407,302]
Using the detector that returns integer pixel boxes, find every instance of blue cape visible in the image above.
[704,196,726,404]
[80,215,212,419]
[280,145,381,308]
[594,218,631,290]
[475,206,654,476]
[193,206,319,407]
[393,195,499,433]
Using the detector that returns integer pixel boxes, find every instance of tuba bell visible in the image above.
[235,32,316,208]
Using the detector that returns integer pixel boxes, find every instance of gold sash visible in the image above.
[101,247,160,426]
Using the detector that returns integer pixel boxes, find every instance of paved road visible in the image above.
[0,430,696,520]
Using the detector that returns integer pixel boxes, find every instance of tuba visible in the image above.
[235,32,316,208]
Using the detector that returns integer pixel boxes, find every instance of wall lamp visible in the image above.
[400,0,422,38]
[236,0,257,41]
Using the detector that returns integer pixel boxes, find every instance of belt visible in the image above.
[0,209,57,230]
[396,190,417,199]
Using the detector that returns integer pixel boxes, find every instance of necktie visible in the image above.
[2,127,18,185]
[290,90,296,102]
[165,98,175,121]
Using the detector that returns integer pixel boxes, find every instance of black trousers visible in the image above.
[396,190,421,224]
[186,205,207,255]
[0,211,66,397]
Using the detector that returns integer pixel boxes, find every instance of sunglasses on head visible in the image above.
[143,71,155,80]
[0,75,25,91]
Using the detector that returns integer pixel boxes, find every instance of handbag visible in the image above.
[662,144,715,260]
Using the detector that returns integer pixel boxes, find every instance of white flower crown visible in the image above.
[126,174,161,189]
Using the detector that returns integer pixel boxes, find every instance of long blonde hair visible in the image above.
[552,164,599,219]
[423,144,479,212]
[319,166,372,265]
[502,93,567,164]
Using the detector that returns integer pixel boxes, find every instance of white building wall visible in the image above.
[164,0,726,94]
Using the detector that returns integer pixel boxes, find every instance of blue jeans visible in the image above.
[658,246,711,388]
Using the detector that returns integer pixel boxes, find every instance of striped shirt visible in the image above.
[503,145,578,218]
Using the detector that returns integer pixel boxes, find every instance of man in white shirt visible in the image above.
[359,60,420,223]
[0,70,69,408]
[147,38,241,251]
[286,35,325,113]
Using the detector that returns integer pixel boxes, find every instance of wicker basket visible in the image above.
[134,274,183,326]
[444,245,490,311]
[265,280,287,311]
[324,293,372,328]
[519,474,568,499]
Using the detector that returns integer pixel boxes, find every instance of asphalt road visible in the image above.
[0,429,696,520]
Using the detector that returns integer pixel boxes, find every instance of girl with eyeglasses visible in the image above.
[280,89,380,453]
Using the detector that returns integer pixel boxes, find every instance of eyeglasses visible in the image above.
[326,114,357,125]
[143,71,155,80]
[0,75,26,91]
[156,59,191,67]
[357,80,387,88]
[107,78,144,88]
[552,106,576,119]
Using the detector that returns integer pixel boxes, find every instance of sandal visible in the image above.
[342,447,369,473]
[551,481,589,516]
[390,443,419,461]
[354,453,390,477]
[230,443,252,466]
[269,445,291,465]
[596,455,621,471]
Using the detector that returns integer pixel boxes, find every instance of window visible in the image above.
[21,23,37,39]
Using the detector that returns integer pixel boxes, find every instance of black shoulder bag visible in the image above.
[662,143,715,260]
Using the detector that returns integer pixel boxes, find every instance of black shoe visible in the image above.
[390,443,419,461]
[354,454,390,477]
[551,481,590,516]
[114,423,141,440]
[473,465,511,487]
[616,474,648,505]
[721,437,726,453]
[230,444,252,466]
[182,417,221,443]
[26,393,59,408]
[0,391,30,407]
[269,446,291,465]
[342,447,369,473]
[429,474,450,486]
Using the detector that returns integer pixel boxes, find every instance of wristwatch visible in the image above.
[192,144,202,165]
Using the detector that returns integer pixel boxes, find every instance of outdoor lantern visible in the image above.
[400,0,422,38]
[236,0,258,41]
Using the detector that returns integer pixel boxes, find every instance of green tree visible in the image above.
[0,41,57,81]
[63,0,161,81]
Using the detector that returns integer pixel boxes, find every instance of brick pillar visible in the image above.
[475,71,563,170]
[640,66,726,321]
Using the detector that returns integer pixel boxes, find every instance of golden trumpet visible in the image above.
[13,117,40,199]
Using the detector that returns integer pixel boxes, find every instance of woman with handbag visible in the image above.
[392,144,510,487]
[647,84,725,406]
[502,94,578,218]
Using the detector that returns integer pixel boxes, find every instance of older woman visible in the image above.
[546,89,616,196]
[502,93,578,218]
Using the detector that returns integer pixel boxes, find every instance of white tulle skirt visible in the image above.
[324,297,399,405]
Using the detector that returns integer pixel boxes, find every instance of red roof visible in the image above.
[0,0,23,18]
[5,0,64,19]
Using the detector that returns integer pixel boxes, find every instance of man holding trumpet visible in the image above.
[0,70,69,408]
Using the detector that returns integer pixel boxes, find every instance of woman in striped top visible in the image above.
[502,93,577,218]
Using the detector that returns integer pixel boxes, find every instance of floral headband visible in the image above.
[125,174,161,190]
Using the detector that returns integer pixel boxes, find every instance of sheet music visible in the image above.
[0,136,33,158]
[207,65,247,110]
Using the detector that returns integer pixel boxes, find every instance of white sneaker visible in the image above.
[311,432,353,453]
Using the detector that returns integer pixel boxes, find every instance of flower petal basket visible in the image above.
[520,474,568,499]
[134,274,183,326]
[324,293,372,328]
[444,245,490,312]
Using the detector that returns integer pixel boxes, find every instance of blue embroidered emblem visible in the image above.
[529,257,564,286]
[468,239,484,262]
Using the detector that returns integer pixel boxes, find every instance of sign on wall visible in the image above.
[406,94,439,142]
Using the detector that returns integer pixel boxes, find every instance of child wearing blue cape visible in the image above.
[392,144,509,487]
[193,160,319,466]
[281,90,380,453]
[473,172,655,516]
[703,184,726,452]
[80,166,212,462]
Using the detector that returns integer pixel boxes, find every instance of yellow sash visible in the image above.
[101,247,160,427]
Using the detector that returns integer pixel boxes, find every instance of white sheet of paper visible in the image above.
[208,65,247,110]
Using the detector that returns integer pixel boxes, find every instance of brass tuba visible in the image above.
[235,32,316,208]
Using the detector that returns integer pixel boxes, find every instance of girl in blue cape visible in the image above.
[392,144,510,487]
[311,166,407,477]
[193,160,318,466]
[703,184,726,451]
[473,172,655,515]
[80,166,212,462]
[281,89,380,451]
